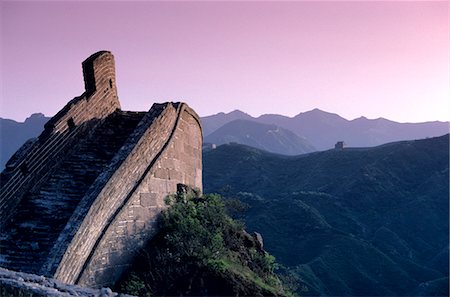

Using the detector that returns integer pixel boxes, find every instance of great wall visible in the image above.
[0,51,203,291]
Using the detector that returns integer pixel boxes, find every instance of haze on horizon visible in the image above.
[1,1,448,123]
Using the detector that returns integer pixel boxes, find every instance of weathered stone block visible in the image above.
[140,193,158,207]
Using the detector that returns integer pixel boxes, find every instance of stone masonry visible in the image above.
[0,267,133,297]
[0,51,203,288]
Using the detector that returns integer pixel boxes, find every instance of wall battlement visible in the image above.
[82,50,117,95]
[0,52,121,230]
[44,51,120,133]
[0,51,203,288]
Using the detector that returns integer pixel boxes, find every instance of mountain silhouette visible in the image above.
[202,109,449,150]
[201,110,253,136]
[204,119,316,155]
[0,113,49,169]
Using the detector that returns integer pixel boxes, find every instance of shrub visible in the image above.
[117,190,289,296]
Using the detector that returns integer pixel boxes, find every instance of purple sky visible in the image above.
[1,1,448,123]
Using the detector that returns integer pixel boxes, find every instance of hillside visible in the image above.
[204,119,316,155]
[201,109,449,150]
[0,113,49,169]
[203,134,449,296]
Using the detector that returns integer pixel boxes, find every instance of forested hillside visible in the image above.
[203,134,449,296]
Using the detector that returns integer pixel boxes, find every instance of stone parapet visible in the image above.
[0,51,203,289]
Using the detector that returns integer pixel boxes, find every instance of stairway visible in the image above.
[0,111,144,274]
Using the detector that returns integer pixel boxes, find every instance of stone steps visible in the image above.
[0,111,144,274]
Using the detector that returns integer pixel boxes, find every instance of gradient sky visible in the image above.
[1,1,448,123]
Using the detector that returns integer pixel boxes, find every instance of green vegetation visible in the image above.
[117,190,288,296]
[203,135,449,296]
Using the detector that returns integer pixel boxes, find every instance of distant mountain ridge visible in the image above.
[202,109,449,150]
[201,110,254,136]
[0,113,50,170]
[1,109,448,170]
[204,119,316,155]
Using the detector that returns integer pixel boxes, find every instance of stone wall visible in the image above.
[52,103,203,287]
[0,267,133,297]
[0,51,120,230]
[40,107,163,277]
[0,51,203,290]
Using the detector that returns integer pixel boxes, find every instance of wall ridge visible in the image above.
[42,107,165,276]
[74,102,184,284]
[52,102,185,284]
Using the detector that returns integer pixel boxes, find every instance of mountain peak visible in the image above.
[228,109,248,116]
[297,108,334,116]
[204,119,316,155]
[24,113,48,124]
[204,109,250,119]
[27,113,46,119]
[295,108,345,121]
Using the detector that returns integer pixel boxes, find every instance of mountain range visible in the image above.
[2,109,447,169]
[202,109,449,151]
[203,134,449,296]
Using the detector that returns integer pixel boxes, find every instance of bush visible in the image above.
[117,190,289,296]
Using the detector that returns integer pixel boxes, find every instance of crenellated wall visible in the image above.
[0,51,120,230]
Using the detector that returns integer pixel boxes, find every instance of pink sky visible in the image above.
[1,1,448,122]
